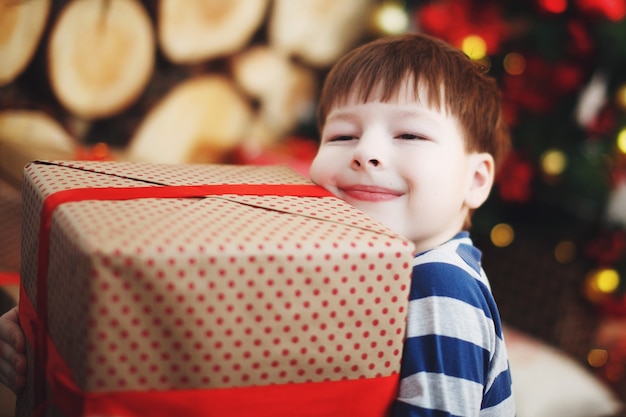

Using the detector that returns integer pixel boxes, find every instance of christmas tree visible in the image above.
[379,0,626,311]
[379,0,626,389]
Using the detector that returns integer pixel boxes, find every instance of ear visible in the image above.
[464,152,495,209]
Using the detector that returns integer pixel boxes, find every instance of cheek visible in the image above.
[309,151,330,184]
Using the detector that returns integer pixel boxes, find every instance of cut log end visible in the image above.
[0,110,76,182]
[158,0,270,64]
[48,0,155,120]
[126,76,253,165]
[0,0,51,86]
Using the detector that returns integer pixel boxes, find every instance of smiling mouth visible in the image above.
[340,185,403,202]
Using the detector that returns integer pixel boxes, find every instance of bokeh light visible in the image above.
[540,148,567,176]
[585,268,621,304]
[490,223,514,247]
[595,268,620,293]
[588,348,609,368]
[554,240,576,264]
[503,52,526,75]
[462,35,487,60]
[371,3,409,35]
[584,268,621,304]
[617,128,626,154]
[537,0,567,13]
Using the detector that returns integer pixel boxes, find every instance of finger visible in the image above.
[0,337,16,362]
[13,350,25,374]
[0,308,27,393]
[0,355,17,392]
[0,344,25,394]
[0,307,25,353]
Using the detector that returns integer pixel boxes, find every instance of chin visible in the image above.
[361,209,403,234]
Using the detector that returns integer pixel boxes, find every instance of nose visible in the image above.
[352,136,384,170]
[352,157,380,169]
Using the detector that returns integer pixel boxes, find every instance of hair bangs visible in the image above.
[317,33,511,170]
[317,39,450,132]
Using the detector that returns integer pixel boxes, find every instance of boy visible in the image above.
[0,33,514,416]
[309,33,514,416]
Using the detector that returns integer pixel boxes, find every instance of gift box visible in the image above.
[17,160,414,417]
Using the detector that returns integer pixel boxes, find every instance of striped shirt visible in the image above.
[393,232,515,417]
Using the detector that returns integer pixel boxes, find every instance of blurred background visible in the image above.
[2,0,626,415]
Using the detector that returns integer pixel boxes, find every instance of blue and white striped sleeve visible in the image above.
[393,238,515,417]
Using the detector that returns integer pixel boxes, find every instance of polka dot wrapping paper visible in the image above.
[16,160,414,417]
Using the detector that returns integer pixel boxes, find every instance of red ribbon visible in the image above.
[81,375,398,417]
[19,182,398,416]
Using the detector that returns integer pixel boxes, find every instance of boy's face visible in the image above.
[310,79,494,253]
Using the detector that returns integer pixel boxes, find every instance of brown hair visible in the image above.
[317,33,511,170]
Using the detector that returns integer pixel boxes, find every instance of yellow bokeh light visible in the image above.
[490,223,514,248]
[595,268,620,293]
[503,52,526,75]
[462,35,487,61]
[585,268,620,304]
[554,240,576,264]
[540,149,567,176]
[617,128,626,154]
[371,3,409,35]
[584,268,622,304]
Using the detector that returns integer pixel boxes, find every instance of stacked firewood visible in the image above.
[0,0,375,182]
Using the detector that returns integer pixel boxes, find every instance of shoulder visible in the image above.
[398,234,514,414]
[411,233,493,308]
[408,233,506,344]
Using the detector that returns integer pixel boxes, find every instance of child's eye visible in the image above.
[329,135,355,142]
[397,133,424,140]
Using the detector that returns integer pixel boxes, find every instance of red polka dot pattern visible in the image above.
[20,161,414,392]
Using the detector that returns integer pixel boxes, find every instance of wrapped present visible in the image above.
[17,160,414,417]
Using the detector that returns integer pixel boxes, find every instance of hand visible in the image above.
[0,306,26,393]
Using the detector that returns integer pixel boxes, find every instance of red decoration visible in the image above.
[502,56,559,113]
[537,0,568,14]
[230,136,318,178]
[575,0,626,21]
[601,295,626,316]
[586,103,618,137]
[495,151,535,203]
[567,20,596,57]
[585,229,626,265]
[502,55,586,114]
[0,272,19,286]
[74,142,114,161]
[416,0,510,54]
[553,62,587,94]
